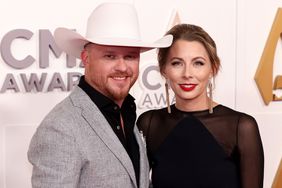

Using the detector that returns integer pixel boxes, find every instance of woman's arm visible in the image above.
[237,114,264,188]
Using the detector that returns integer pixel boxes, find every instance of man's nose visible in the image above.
[114,58,127,72]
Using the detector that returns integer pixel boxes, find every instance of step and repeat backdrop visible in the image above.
[0,0,281,187]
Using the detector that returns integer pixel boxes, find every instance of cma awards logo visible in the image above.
[0,29,83,93]
[137,62,175,110]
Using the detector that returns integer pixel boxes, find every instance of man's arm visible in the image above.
[28,118,82,188]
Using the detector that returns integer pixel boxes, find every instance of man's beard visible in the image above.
[107,84,131,102]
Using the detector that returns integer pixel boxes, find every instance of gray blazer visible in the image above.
[28,87,149,188]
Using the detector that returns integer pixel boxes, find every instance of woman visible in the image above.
[137,24,264,188]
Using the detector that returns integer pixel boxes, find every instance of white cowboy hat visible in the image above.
[54,2,173,59]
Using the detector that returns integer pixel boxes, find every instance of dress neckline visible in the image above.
[171,104,222,114]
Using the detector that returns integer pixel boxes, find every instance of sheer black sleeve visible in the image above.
[137,110,154,139]
[237,114,264,188]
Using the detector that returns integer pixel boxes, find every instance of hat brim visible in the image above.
[54,27,173,59]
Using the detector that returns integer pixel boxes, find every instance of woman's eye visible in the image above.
[194,60,205,66]
[171,61,182,66]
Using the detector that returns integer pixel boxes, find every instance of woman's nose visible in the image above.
[182,64,193,78]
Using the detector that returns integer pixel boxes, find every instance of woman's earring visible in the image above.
[208,79,213,114]
[165,80,171,114]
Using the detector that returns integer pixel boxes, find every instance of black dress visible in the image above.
[137,104,264,188]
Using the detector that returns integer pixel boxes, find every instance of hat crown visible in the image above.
[86,3,141,41]
[54,2,173,59]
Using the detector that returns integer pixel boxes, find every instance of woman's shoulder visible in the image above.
[138,107,168,122]
[216,104,254,117]
[137,107,168,132]
[216,104,258,127]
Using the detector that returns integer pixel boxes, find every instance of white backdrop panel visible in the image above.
[1,0,281,187]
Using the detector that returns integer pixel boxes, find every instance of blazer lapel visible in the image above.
[134,126,149,188]
[70,87,137,187]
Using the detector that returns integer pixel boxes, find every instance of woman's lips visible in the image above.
[179,84,197,91]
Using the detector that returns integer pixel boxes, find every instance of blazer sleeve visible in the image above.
[28,116,83,188]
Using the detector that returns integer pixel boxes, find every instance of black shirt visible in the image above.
[78,76,140,186]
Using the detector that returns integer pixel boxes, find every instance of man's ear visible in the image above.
[81,50,88,66]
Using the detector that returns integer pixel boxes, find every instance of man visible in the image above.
[27,2,172,188]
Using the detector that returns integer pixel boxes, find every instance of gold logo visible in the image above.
[254,8,282,105]
[254,8,282,188]
[273,159,282,188]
